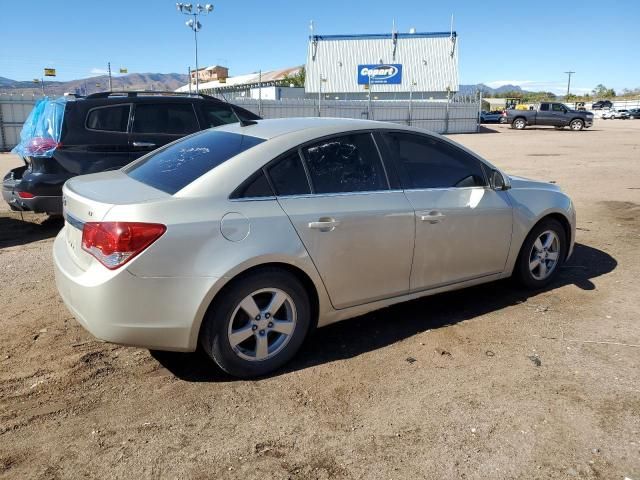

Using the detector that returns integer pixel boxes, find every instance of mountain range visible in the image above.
[0,73,527,97]
[0,73,189,96]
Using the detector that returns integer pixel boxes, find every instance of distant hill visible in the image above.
[458,84,524,95]
[0,73,189,96]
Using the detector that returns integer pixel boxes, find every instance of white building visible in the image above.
[305,31,459,100]
[175,66,304,100]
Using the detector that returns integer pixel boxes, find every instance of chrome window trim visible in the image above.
[275,189,404,200]
[229,196,277,202]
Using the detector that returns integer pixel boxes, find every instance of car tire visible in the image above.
[569,119,584,131]
[514,218,567,289]
[200,268,311,378]
[512,118,526,130]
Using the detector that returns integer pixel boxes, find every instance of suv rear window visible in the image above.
[126,130,264,194]
[86,105,130,132]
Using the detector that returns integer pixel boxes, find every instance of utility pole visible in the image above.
[564,71,575,97]
[108,62,113,91]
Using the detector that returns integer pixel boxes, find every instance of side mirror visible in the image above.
[490,170,510,191]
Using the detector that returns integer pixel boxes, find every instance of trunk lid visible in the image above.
[62,170,169,270]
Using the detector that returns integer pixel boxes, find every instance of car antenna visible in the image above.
[239,118,258,127]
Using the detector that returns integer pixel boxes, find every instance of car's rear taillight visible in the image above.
[25,137,60,156]
[17,191,35,199]
[81,222,166,269]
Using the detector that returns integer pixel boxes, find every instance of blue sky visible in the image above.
[1,0,639,94]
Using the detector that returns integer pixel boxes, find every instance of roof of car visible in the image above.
[212,117,410,140]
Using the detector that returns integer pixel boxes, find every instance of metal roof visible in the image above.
[305,31,458,94]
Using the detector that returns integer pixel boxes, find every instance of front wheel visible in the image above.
[201,269,311,378]
[569,119,584,131]
[514,218,567,289]
[512,118,527,129]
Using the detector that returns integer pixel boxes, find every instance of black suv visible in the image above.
[591,100,613,110]
[3,91,260,215]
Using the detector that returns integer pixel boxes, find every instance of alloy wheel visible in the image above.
[528,230,561,280]
[227,288,297,362]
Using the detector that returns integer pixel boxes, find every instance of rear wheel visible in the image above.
[201,268,310,378]
[512,118,527,130]
[569,119,584,131]
[514,218,567,289]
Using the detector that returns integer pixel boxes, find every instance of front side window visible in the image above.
[132,103,199,134]
[301,133,388,194]
[551,104,565,112]
[383,132,486,189]
[86,105,130,132]
[126,130,264,194]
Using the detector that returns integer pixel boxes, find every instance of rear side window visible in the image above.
[126,131,264,194]
[540,104,550,111]
[383,132,486,189]
[203,104,237,127]
[133,103,199,134]
[268,152,311,196]
[301,133,388,194]
[86,105,130,132]
[231,171,273,199]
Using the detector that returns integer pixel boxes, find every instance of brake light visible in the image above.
[25,137,60,156]
[81,222,166,269]
[17,191,35,199]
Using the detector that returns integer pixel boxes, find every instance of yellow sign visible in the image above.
[44,68,56,77]
[119,68,128,74]
[218,77,226,84]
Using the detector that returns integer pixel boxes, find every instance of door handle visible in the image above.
[419,211,446,224]
[308,218,340,232]
[132,141,156,148]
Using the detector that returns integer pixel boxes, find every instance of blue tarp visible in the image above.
[11,96,68,158]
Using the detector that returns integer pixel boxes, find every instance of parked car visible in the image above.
[480,110,504,123]
[591,100,613,110]
[54,117,576,378]
[628,108,640,119]
[602,109,630,119]
[506,102,594,131]
[3,91,260,215]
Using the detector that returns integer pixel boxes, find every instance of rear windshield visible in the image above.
[125,130,264,194]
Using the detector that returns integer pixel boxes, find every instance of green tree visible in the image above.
[284,67,305,87]
[592,84,616,98]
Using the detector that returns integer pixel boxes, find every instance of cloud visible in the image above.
[90,68,108,75]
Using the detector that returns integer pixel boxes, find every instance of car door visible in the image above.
[548,103,569,125]
[381,131,513,291]
[271,132,415,309]
[129,102,200,161]
[535,103,554,125]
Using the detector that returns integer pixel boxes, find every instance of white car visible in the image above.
[53,118,576,378]
[602,109,629,119]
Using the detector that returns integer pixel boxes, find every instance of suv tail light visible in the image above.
[17,191,35,199]
[25,137,60,156]
[82,222,166,269]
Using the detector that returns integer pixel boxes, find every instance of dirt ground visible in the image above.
[1,120,639,480]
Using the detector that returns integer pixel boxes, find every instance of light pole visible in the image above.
[176,3,214,94]
[565,71,575,97]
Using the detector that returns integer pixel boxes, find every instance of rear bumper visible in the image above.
[53,229,218,352]
[3,166,66,214]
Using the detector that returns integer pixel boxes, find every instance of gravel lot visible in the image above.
[1,120,639,480]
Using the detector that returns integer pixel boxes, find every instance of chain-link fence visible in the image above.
[0,93,44,151]
[227,97,480,134]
